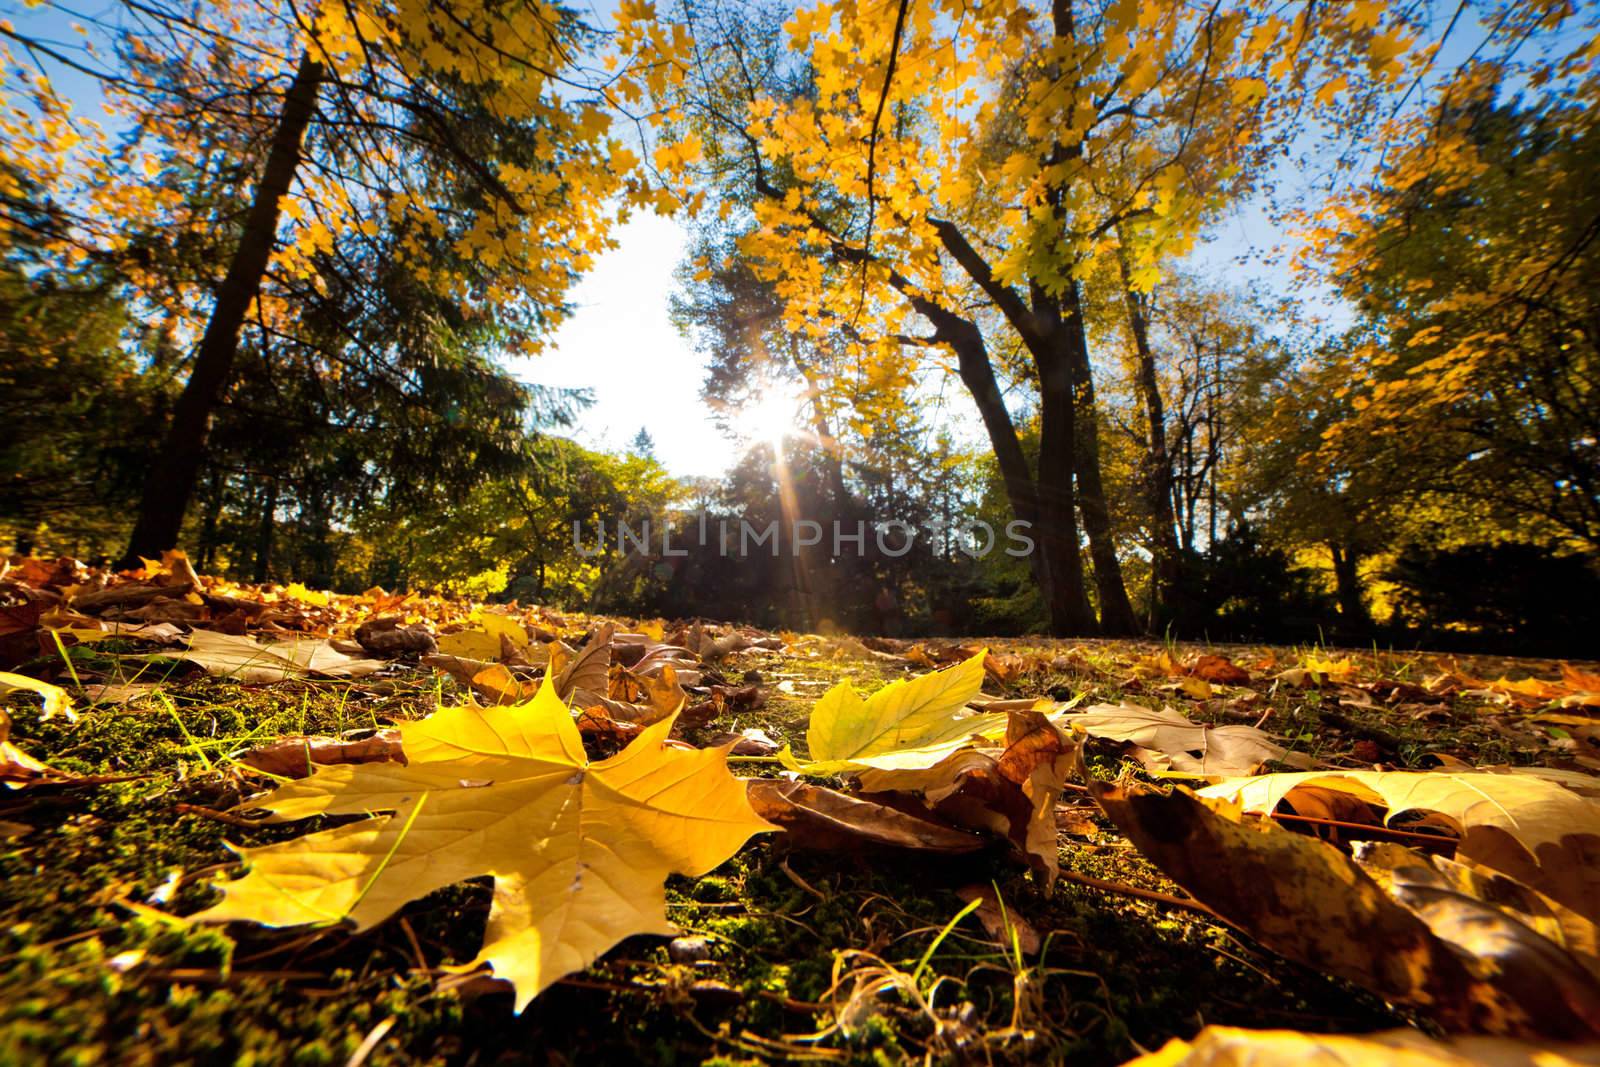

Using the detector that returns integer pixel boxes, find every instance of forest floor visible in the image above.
[1,563,1597,1065]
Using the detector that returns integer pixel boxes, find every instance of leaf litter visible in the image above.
[2,554,1600,1062]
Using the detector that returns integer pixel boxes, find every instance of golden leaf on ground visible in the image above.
[195,676,772,1010]
[1123,1025,1600,1066]
[787,650,997,773]
[436,628,504,661]
[471,663,532,705]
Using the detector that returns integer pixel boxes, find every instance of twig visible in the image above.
[1055,869,1216,917]
[780,856,826,900]
[173,802,268,829]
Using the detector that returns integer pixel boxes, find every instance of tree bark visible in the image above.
[119,54,324,568]
[1116,248,1183,627]
[1035,342,1097,633]
[923,300,1094,633]
[1330,543,1371,635]
[1062,280,1139,634]
[252,479,277,584]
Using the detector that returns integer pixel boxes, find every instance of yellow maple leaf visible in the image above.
[783,650,998,773]
[195,676,772,1009]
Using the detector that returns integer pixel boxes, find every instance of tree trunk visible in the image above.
[196,466,224,571]
[1116,248,1183,627]
[1035,346,1096,633]
[1330,544,1371,636]
[252,479,278,584]
[930,305,1094,634]
[119,54,323,568]
[1062,281,1139,634]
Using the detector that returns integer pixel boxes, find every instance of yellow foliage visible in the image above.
[196,675,772,1010]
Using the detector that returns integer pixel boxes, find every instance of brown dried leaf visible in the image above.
[745,779,984,855]
[240,731,405,779]
[956,884,1041,955]
[1088,775,1600,1040]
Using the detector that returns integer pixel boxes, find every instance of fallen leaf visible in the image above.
[160,631,385,683]
[1304,655,1360,683]
[1354,841,1600,985]
[355,618,437,656]
[0,670,76,721]
[1164,677,1214,700]
[472,663,533,705]
[703,727,780,756]
[1123,1025,1600,1066]
[1,707,70,787]
[1199,769,1600,921]
[1191,655,1251,686]
[437,628,505,661]
[196,676,772,1010]
[239,731,404,779]
[870,710,1075,885]
[745,779,984,854]
[1066,704,1299,777]
[788,650,999,773]
[956,884,1041,955]
[1088,776,1600,1038]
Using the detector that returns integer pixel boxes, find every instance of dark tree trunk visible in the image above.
[196,466,224,571]
[1330,544,1370,636]
[1035,346,1096,633]
[1062,281,1138,635]
[119,54,323,568]
[930,304,1094,634]
[252,479,278,584]
[1116,248,1183,628]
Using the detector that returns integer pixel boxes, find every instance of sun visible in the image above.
[733,387,803,450]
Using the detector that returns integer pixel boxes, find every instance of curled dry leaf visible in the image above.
[856,709,1075,885]
[1200,769,1600,922]
[70,580,195,614]
[354,617,436,656]
[196,675,772,1011]
[703,727,780,756]
[745,779,984,855]
[239,730,405,779]
[1355,842,1600,986]
[1123,1025,1600,1066]
[1087,775,1600,1039]
[1190,655,1252,686]
[1066,703,1304,777]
